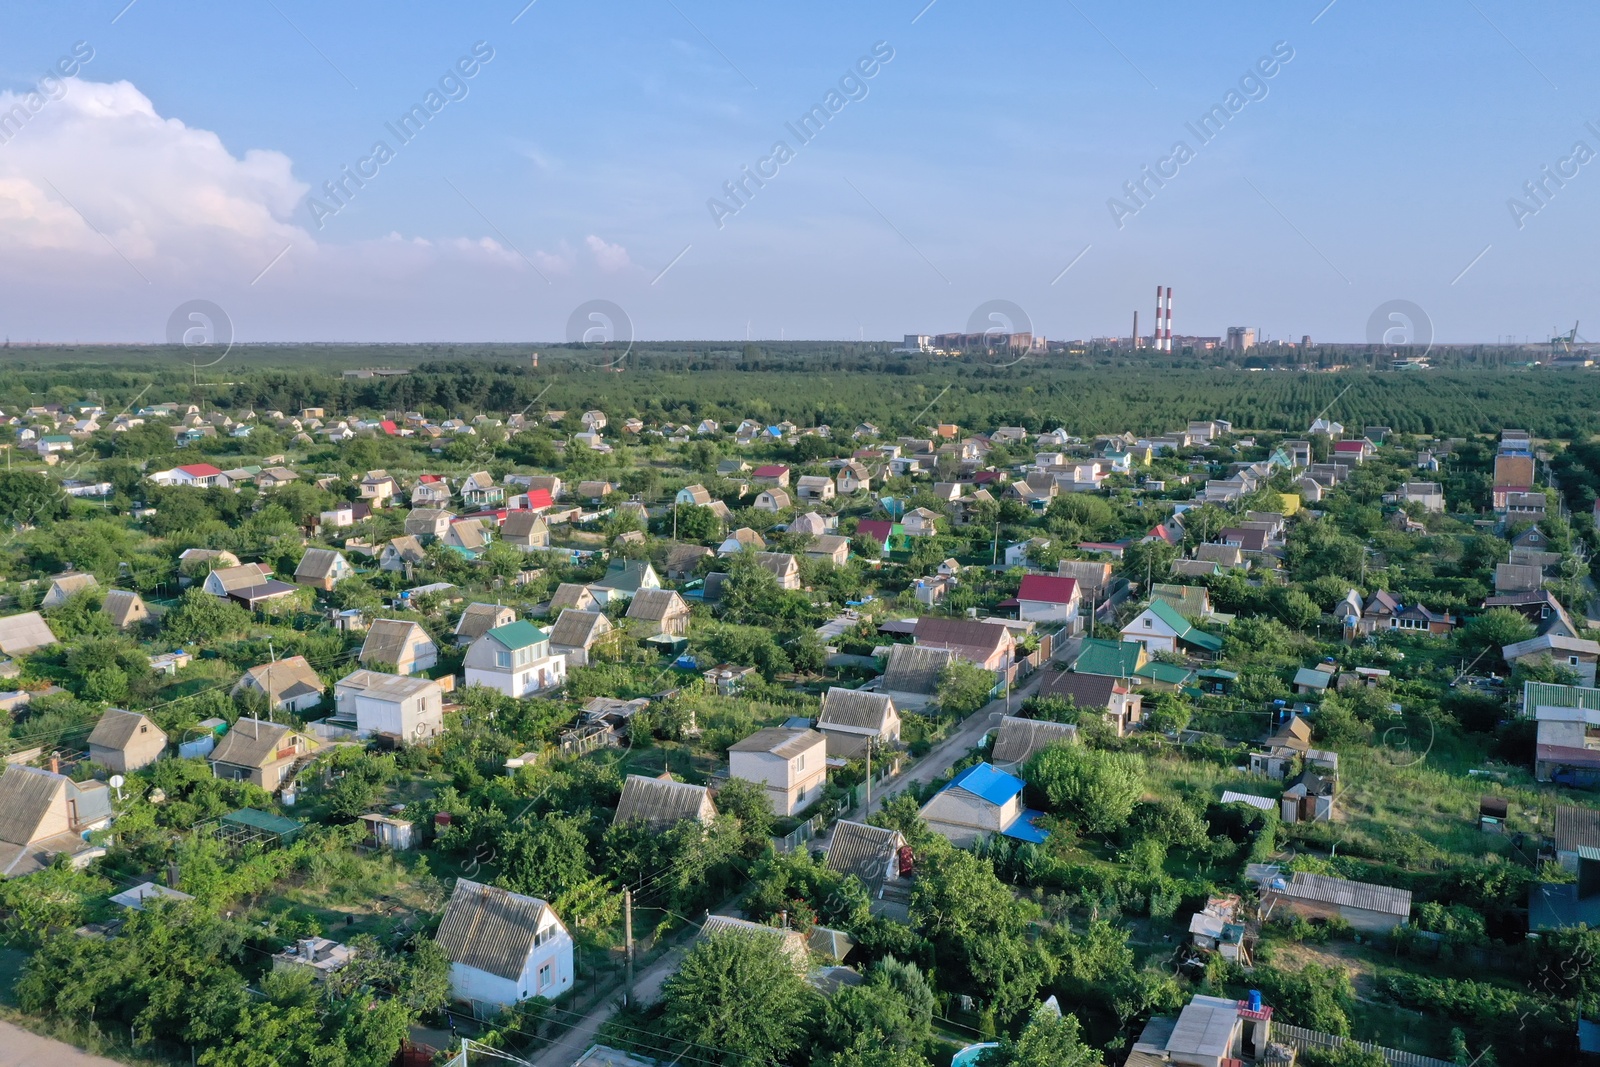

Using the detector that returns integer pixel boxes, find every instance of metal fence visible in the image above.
[1271,1023,1458,1067]
[774,812,828,854]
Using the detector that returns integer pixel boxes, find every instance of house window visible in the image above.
[538,962,552,990]
[495,651,511,669]
[1143,617,1153,628]
[795,753,806,771]
[1571,656,1581,666]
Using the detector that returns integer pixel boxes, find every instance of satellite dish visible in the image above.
[109,775,125,788]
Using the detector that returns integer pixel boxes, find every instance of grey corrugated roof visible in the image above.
[294,548,346,581]
[500,511,547,543]
[361,619,432,666]
[613,774,714,828]
[881,643,952,695]
[824,820,902,892]
[210,718,295,769]
[548,609,611,648]
[990,715,1077,765]
[87,708,163,751]
[1554,805,1600,853]
[818,688,894,731]
[103,589,147,628]
[236,656,325,705]
[434,878,550,980]
[0,766,64,845]
[455,603,515,639]
[0,611,57,655]
[1274,872,1411,917]
[729,727,824,758]
[626,589,688,622]
[549,583,598,611]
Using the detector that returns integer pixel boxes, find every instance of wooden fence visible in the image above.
[1272,1023,1457,1067]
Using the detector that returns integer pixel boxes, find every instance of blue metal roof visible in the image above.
[1001,810,1050,844]
[944,762,1024,806]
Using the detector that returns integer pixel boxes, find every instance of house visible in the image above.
[989,715,1078,765]
[1070,637,1147,680]
[435,878,574,1008]
[1357,590,1454,635]
[359,619,439,675]
[461,471,505,508]
[1400,482,1445,513]
[1126,993,1276,1067]
[576,480,615,503]
[912,616,1014,671]
[0,612,58,656]
[1149,583,1213,620]
[548,583,600,613]
[464,621,567,697]
[591,560,661,604]
[410,475,452,506]
[87,708,167,773]
[836,461,870,495]
[824,820,910,919]
[612,773,717,829]
[294,548,353,591]
[817,688,900,759]
[1015,574,1081,628]
[1195,542,1244,569]
[918,762,1046,847]
[661,543,713,581]
[853,519,895,557]
[40,572,97,608]
[718,527,767,556]
[404,508,456,542]
[728,727,828,816]
[233,656,327,713]
[0,766,113,877]
[1485,590,1580,638]
[879,643,953,708]
[624,589,691,639]
[378,535,428,573]
[1533,705,1600,784]
[103,589,149,630]
[754,487,792,512]
[359,470,399,504]
[209,718,313,791]
[796,475,836,503]
[1120,599,1223,657]
[443,518,491,554]
[549,610,616,668]
[804,534,851,567]
[902,508,940,537]
[1496,563,1546,595]
[1506,634,1600,687]
[500,511,550,552]
[455,603,518,646]
[150,463,228,488]
[754,551,802,591]
[333,670,446,742]
[203,564,297,609]
[752,464,790,487]
[1250,868,1411,933]
[1037,670,1143,736]
[1293,664,1336,695]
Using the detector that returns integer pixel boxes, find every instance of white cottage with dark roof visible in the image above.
[434,878,573,1008]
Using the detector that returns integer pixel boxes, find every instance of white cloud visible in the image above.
[585,234,631,271]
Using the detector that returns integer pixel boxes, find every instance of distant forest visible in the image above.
[0,343,1597,439]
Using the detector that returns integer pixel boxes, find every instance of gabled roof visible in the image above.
[236,656,326,705]
[435,878,554,981]
[1038,669,1125,709]
[626,588,688,622]
[912,616,1010,657]
[103,589,147,628]
[210,718,298,768]
[455,602,515,639]
[294,548,347,581]
[484,620,548,651]
[595,560,657,594]
[1072,638,1144,678]
[1142,599,1223,652]
[818,688,895,731]
[87,708,164,751]
[824,820,904,890]
[500,511,548,541]
[0,612,56,655]
[0,766,67,846]
[1016,574,1078,605]
[549,583,599,611]
[1553,805,1600,853]
[942,762,1024,807]
[990,715,1077,765]
[880,643,952,695]
[613,773,715,828]
[548,609,612,648]
[729,727,824,758]
[361,618,434,664]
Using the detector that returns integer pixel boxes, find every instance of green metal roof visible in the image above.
[1198,668,1239,681]
[487,620,549,650]
[1073,638,1143,678]
[1137,661,1196,685]
[222,808,302,839]
[1145,598,1223,653]
[1523,681,1600,718]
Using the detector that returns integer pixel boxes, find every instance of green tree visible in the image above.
[937,659,995,718]
[1459,607,1535,657]
[1024,743,1144,834]
[977,1003,1100,1067]
[661,930,816,1066]
[163,586,252,643]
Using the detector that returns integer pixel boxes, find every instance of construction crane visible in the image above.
[1550,321,1580,356]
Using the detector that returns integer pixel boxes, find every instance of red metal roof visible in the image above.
[1017,574,1079,604]
[380,420,398,435]
[178,463,223,477]
[856,520,893,542]
[525,488,554,510]
[752,464,789,477]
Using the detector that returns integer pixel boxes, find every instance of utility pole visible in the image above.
[864,737,872,815]
[623,887,634,1002]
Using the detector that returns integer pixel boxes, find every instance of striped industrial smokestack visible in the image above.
[1164,286,1173,351]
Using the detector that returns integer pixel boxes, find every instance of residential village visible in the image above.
[0,396,1597,1067]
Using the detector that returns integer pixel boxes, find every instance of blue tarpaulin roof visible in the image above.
[944,762,1025,806]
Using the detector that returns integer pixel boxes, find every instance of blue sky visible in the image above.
[0,0,1596,344]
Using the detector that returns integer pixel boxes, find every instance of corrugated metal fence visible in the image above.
[1272,1023,1457,1067]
